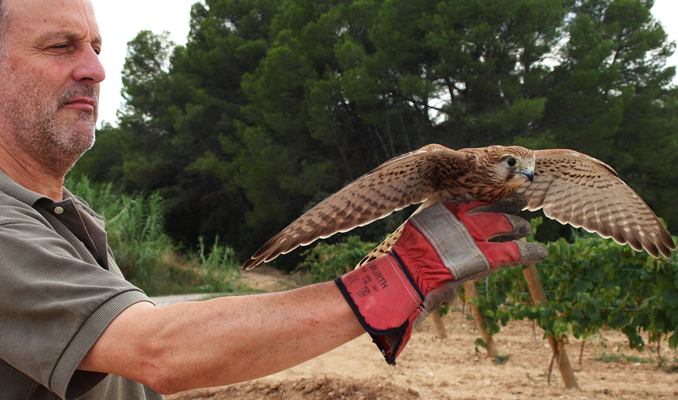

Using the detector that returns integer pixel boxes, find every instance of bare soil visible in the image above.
[167,268,678,400]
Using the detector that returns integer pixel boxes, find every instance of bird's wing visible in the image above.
[515,149,675,257]
[242,144,466,270]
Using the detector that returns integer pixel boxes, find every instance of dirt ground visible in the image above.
[166,268,678,400]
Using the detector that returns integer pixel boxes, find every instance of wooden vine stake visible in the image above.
[431,311,448,339]
[463,280,498,358]
[522,264,580,389]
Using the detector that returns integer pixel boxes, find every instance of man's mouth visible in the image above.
[63,97,96,112]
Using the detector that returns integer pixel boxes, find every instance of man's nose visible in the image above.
[72,46,106,84]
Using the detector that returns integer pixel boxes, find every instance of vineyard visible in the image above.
[67,176,678,393]
[299,221,678,387]
[167,260,678,400]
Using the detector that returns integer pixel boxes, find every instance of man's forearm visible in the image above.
[79,281,365,394]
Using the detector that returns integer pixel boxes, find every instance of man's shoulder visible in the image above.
[0,187,35,209]
[0,188,49,226]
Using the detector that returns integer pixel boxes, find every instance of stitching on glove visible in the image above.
[390,250,425,301]
[384,252,424,306]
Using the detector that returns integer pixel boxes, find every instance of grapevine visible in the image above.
[471,233,678,351]
[298,227,678,355]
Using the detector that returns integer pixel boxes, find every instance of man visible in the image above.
[0,0,547,399]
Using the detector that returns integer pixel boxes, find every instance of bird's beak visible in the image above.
[519,167,534,182]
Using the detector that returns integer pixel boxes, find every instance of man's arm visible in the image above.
[79,195,547,395]
[78,281,364,395]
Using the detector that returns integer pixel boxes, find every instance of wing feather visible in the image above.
[516,149,675,257]
[242,144,466,270]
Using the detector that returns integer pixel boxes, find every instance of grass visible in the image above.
[65,176,255,296]
[594,351,678,373]
[594,351,651,364]
[493,353,512,365]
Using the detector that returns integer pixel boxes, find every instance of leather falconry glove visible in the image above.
[335,193,548,365]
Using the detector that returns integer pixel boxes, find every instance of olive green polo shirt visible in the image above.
[0,170,162,400]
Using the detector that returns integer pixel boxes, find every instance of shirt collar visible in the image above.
[0,168,69,206]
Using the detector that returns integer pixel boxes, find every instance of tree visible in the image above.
[84,0,677,262]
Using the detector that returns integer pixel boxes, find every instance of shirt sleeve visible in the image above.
[0,206,152,399]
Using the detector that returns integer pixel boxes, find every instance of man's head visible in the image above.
[0,0,105,178]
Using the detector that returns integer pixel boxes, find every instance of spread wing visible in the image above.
[242,144,466,270]
[515,149,675,257]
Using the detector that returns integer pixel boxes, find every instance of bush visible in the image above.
[66,176,175,292]
[296,236,377,283]
[65,176,251,296]
[187,236,249,294]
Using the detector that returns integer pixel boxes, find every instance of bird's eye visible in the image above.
[506,157,517,167]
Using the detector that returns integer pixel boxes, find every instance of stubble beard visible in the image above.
[0,70,98,178]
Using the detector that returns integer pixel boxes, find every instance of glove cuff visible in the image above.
[336,251,424,335]
[336,252,425,365]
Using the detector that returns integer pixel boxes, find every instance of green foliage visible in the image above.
[438,304,450,318]
[64,176,251,296]
[70,2,678,355]
[70,122,125,183]
[594,351,651,364]
[100,194,177,293]
[65,176,175,293]
[494,353,512,365]
[84,0,678,261]
[471,232,678,351]
[296,236,377,283]
[187,235,250,294]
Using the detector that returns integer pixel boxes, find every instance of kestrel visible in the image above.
[242,144,675,270]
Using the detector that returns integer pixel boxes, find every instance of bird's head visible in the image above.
[495,146,535,184]
[460,145,535,202]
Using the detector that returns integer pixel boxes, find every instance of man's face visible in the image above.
[0,0,105,176]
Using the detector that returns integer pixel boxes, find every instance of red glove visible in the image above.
[336,194,547,364]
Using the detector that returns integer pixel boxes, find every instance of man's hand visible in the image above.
[335,194,548,364]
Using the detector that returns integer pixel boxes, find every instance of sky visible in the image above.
[92,0,198,127]
[92,0,678,128]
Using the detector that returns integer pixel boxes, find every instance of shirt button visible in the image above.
[54,206,64,215]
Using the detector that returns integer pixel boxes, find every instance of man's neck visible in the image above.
[0,138,65,201]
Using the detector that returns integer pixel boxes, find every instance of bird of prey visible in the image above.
[242,144,675,270]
